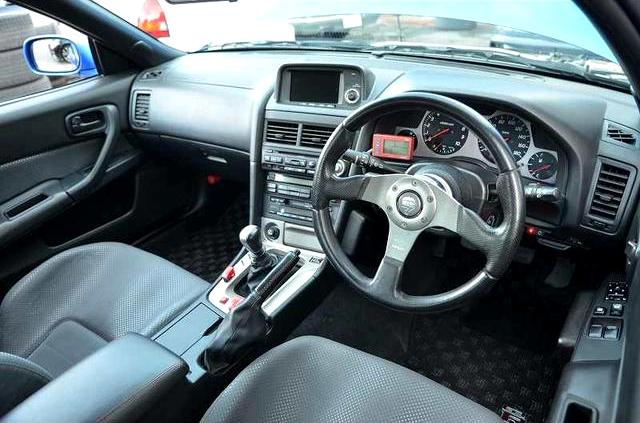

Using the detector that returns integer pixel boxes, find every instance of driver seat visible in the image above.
[202,336,503,423]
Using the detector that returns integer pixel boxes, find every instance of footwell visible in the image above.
[141,193,249,282]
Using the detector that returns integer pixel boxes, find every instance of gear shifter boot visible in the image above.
[203,250,300,375]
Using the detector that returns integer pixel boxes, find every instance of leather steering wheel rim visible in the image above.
[311,92,526,312]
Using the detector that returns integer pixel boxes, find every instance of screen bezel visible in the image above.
[276,65,364,109]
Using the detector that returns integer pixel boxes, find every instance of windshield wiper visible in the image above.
[370,43,630,91]
[198,39,372,53]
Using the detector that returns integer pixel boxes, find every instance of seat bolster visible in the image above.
[0,353,51,417]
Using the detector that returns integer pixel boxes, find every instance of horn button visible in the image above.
[385,177,437,230]
[397,191,422,218]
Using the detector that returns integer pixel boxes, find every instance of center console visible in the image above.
[144,64,369,386]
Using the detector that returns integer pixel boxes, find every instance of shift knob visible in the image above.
[239,225,267,262]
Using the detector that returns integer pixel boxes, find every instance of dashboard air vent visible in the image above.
[265,121,298,145]
[133,92,151,122]
[606,122,637,146]
[300,124,335,148]
[588,162,630,222]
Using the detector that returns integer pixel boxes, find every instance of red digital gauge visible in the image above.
[371,133,415,161]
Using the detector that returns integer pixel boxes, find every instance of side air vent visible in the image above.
[585,159,636,233]
[605,121,637,146]
[300,124,335,148]
[131,91,151,129]
[265,121,299,145]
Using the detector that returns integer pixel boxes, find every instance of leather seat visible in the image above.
[0,242,208,415]
[202,336,503,423]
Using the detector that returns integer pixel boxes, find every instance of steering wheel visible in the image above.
[311,92,525,312]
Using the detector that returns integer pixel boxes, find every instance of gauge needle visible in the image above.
[428,128,450,141]
[533,164,551,173]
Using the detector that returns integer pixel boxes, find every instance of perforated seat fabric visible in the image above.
[0,242,209,371]
[201,336,503,423]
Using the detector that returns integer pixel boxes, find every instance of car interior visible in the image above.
[2,0,640,422]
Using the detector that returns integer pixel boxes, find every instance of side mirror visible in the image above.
[22,36,98,77]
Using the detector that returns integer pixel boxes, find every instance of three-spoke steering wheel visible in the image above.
[311,93,525,312]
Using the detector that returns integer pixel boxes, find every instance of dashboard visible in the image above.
[127,50,640,252]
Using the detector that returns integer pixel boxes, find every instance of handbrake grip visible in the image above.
[255,250,301,299]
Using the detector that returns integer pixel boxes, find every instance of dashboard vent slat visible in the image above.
[588,162,631,223]
[265,121,298,145]
[134,92,151,122]
[606,122,637,146]
[300,124,335,148]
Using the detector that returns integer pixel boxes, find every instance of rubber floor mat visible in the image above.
[141,194,249,282]
[290,283,560,423]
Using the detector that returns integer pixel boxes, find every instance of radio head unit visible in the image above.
[277,65,364,109]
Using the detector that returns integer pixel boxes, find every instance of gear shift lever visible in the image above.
[239,225,271,269]
[239,225,276,291]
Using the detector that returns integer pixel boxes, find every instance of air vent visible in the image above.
[265,121,298,144]
[132,91,151,129]
[606,122,637,146]
[588,162,631,222]
[300,124,335,148]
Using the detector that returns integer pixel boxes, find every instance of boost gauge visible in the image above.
[528,152,558,180]
[422,111,468,155]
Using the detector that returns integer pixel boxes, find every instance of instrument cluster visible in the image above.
[395,110,559,184]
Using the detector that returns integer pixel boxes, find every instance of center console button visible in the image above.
[594,306,607,316]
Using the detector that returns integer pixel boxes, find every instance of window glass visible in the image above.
[0,1,97,104]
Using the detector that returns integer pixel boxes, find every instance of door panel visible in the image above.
[0,72,197,290]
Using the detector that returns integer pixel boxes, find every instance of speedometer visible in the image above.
[422,111,468,155]
[479,114,531,163]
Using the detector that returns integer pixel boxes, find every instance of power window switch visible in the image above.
[588,324,603,338]
[610,303,624,317]
[603,326,620,340]
[594,306,607,316]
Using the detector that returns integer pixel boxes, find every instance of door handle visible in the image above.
[66,109,107,136]
[65,105,120,200]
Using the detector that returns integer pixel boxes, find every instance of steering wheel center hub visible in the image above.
[385,177,436,230]
[397,191,422,218]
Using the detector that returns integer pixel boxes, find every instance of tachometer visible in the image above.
[422,111,468,155]
[479,114,531,163]
[528,152,558,180]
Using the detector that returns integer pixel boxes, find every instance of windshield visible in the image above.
[95,0,628,90]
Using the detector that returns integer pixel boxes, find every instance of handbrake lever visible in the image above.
[254,250,300,299]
